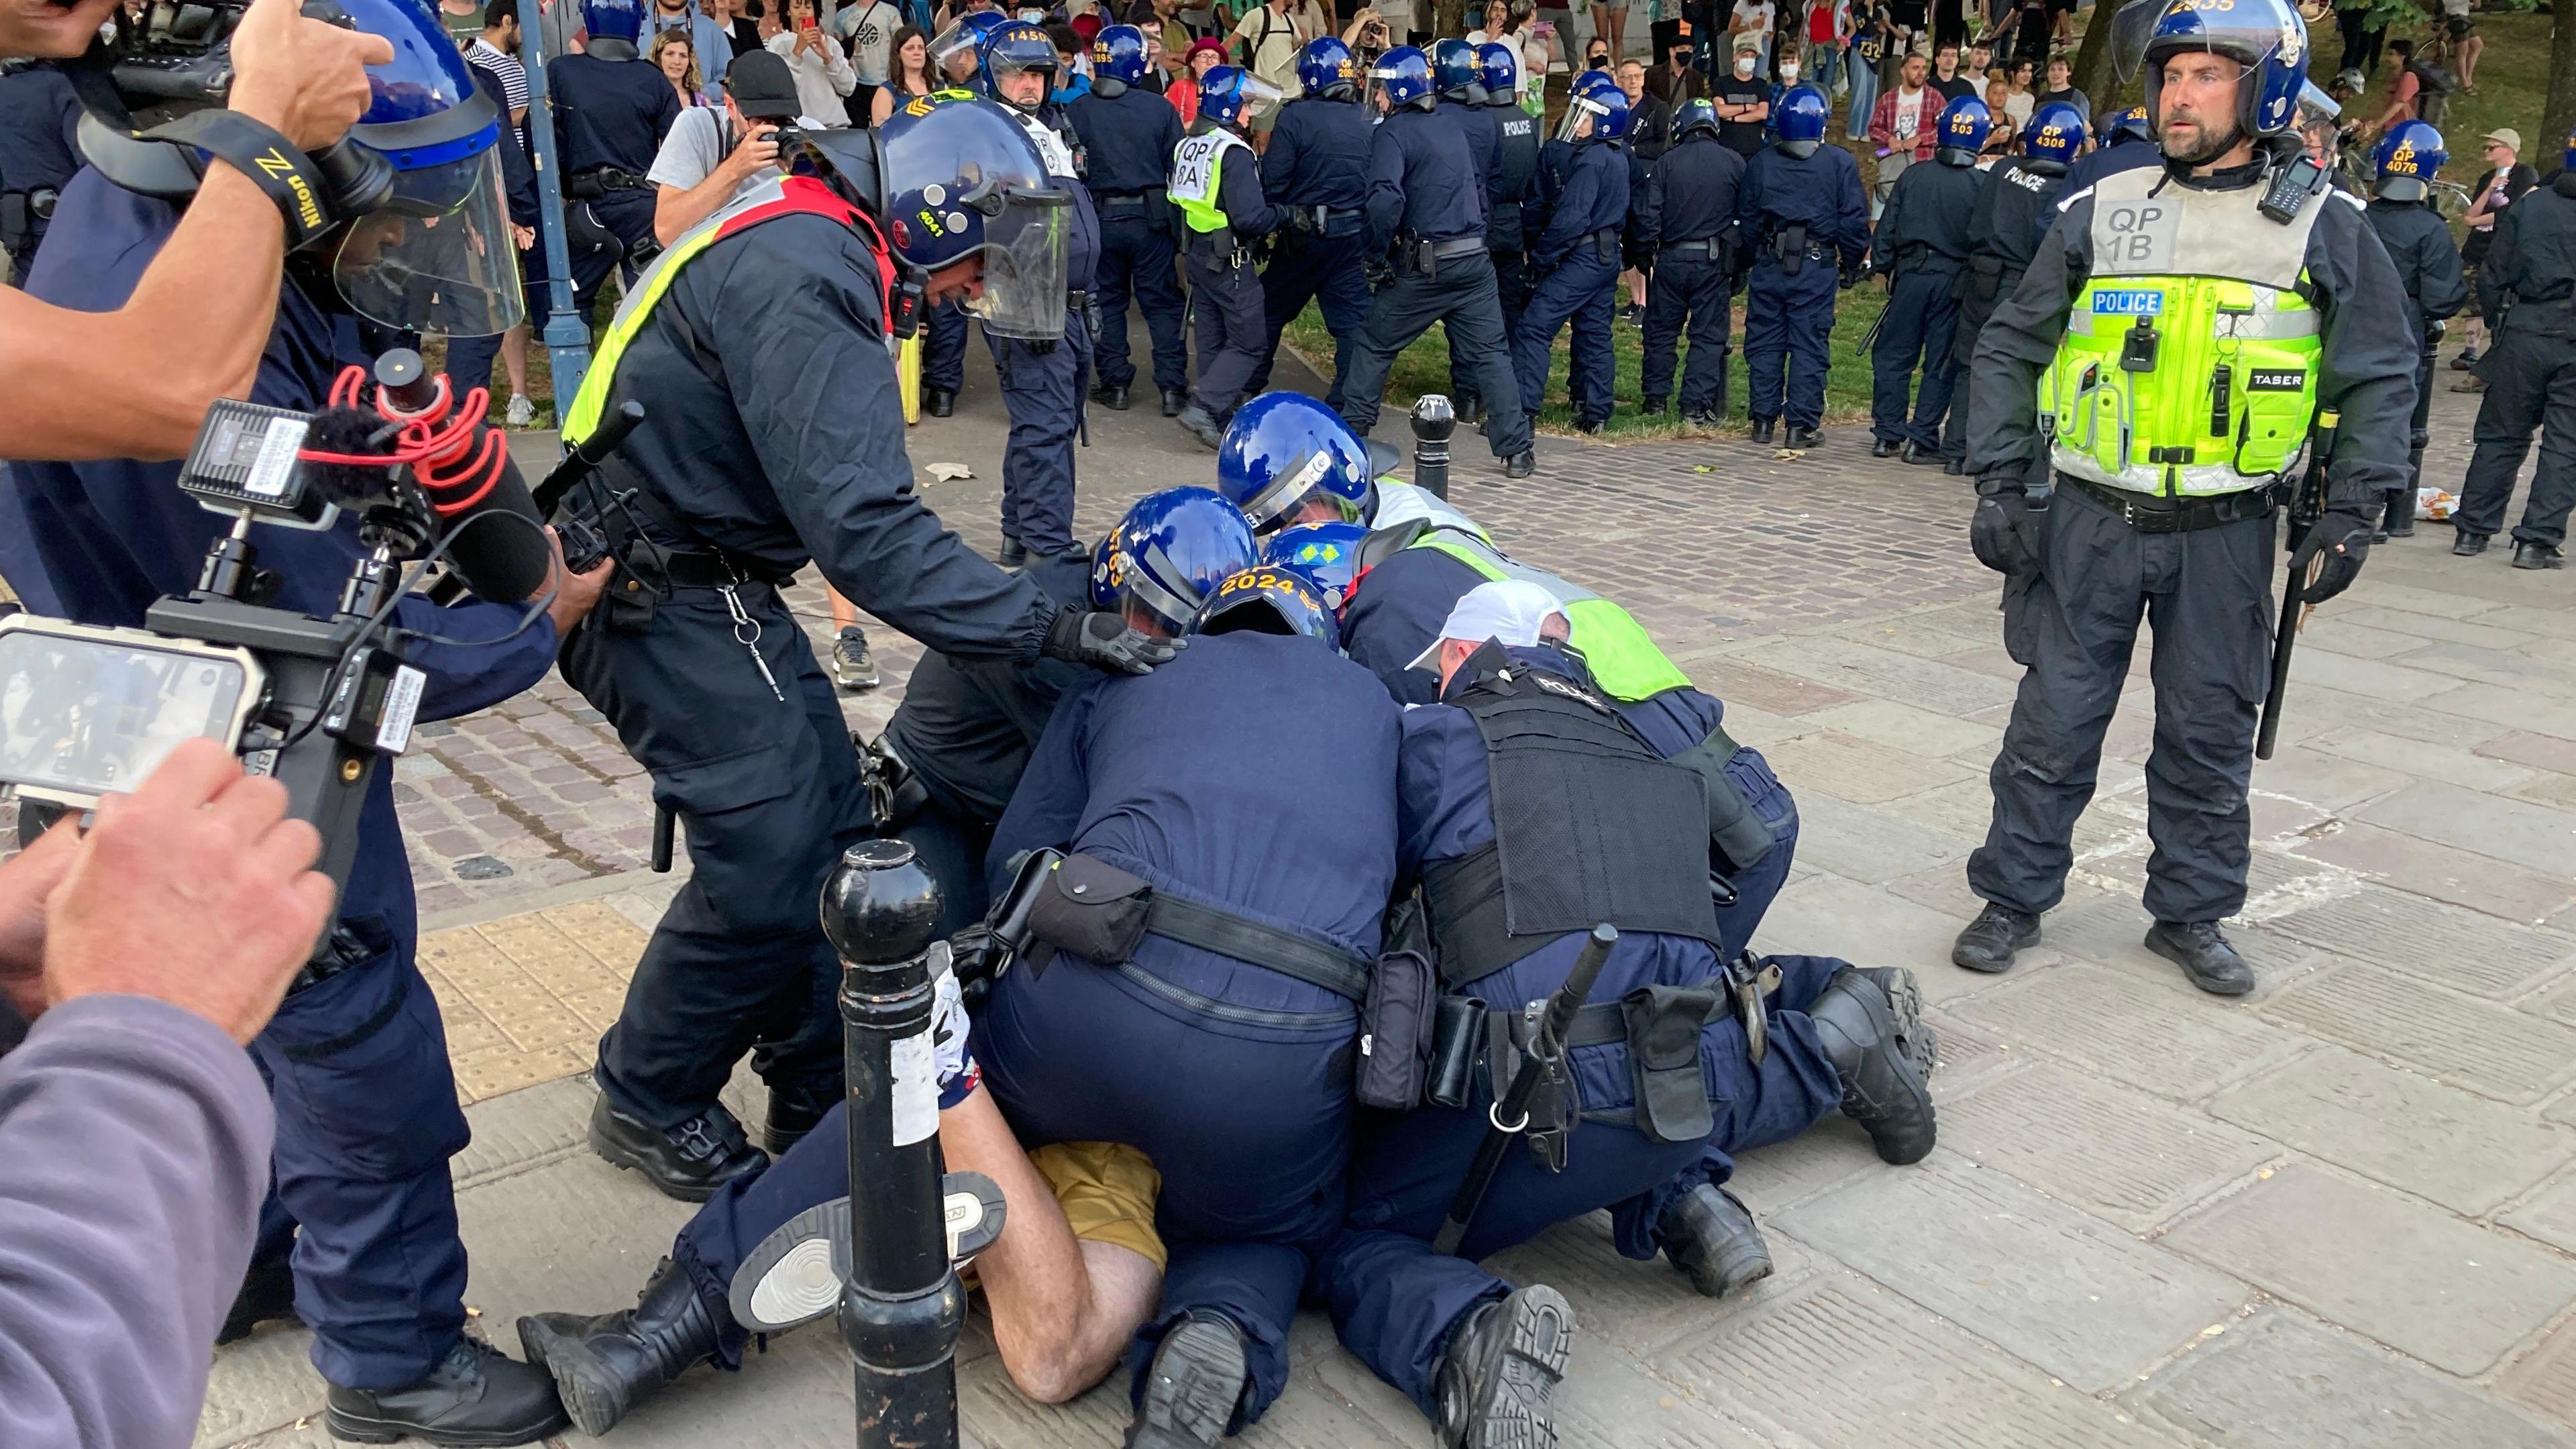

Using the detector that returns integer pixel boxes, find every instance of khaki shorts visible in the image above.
[1028,1141,1167,1273]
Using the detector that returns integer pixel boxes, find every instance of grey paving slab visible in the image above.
[1937,1063,2281,1232]
[1799,697,2003,758]
[2354,781,2576,877]
[2503,1168,2576,1257]
[2401,642,2576,700]
[2485,731,2576,777]
[2340,603,2547,649]
[1654,1275,2191,1449]
[2265,685,2521,751]
[2207,1047,2576,1216]
[2259,961,2576,1104]
[2502,1318,2576,1438]
[1478,1209,1831,1358]
[2128,1307,2576,1449]
[1751,871,2046,1007]
[2280,648,2469,704]
[2424,684,2576,743]
[1946,960,2311,1103]
[1773,1154,2247,1392]
[2246,743,2423,811]
[2163,1163,2576,1376]
[451,1071,596,1190]
[1735,636,2021,717]
[196,1326,325,1448]
[1756,730,1977,804]
[2290,820,2576,925]
[1783,792,1976,884]
[2308,725,2543,793]
[1723,1116,1888,1216]
[2257,885,2576,994]
[2339,580,2514,622]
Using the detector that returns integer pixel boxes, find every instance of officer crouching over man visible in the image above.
[517,388,1941,1449]
[1953,0,2418,995]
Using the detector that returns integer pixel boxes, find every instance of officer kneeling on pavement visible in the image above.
[1313,580,1939,1449]
[1736,85,1869,449]
[1170,66,1286,449]
[1869,96,1987,465]
[548,96,1179,1204]
[1954,0,2417,994]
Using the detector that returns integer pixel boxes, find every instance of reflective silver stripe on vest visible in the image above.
[2084,165,2324,289]
[2065,307,2320,339]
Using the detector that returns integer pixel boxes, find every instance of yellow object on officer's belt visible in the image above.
[1028,1141,1166,1271]
[901,331,923,425]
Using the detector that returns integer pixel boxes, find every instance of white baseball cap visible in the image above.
[1407,579,1572,672]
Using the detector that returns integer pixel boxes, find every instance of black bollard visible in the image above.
[820,839,965,1449]
[1411,394,1455,500]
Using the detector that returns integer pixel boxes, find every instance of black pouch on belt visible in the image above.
[1355,896,1438,1110]
[1022,851,1155,974]
[1776,222,1808,274]
[1968,253,2003,301]
[1427,994,1484,1109]
[1622,983,1723,1143]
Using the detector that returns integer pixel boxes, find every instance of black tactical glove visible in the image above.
[1839,262,1862,290]
[1969,482,2046,578]
[1044,608,1184,675]
[2290,506,2375,605]
[1364,254,1393,288]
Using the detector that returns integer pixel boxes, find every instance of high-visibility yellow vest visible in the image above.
[1169,126,1249,235]
[1409,530,1695,702]
[2044,164,2336,497]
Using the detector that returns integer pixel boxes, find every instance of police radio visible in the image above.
[0,352,553,940]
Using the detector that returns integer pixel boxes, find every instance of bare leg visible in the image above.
[2459,32,2481,87]
[502,323,531,395]
[829,586,858,633]
[940,1091,1161,1404]
[1599,0,1623,57]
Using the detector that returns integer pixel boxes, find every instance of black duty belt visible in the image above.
[1147,892,1371,1001]
[1662,236,1725,258]
[1099,189,1166,215]
[649,549,792,588]
[1430,235,1490,260]
[2059,473,2279,533]
[5,187,56,219]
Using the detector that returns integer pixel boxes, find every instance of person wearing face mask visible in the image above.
[1711,35,1770,156]
[1954,0,2416,991]
[1766,44,1803,120]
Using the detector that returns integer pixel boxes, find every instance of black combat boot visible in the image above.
[2453,529,2490,557]
[1432,1285,1574,1449]
[1176,404,1226,450]
[517,1258,721,1439]
[2384,484,2416,538]
[1950,902,2039,974]
[1000,535,1029,567]
[1574,416,1607,436]
[1091,381,1132,410]
[1640,395,1667,418]
[924,386,956,417]
[1161,386,1188,417]
[1750,416,1777,445]
[1128,1314,1248,1448]
[1872,436,1901,458]
[763,1088,827,1158]
[1504,449,1537,480]
[1684,407,1722,429]
[325,1339,570,1446]
[1657,1184,1772,1299]
[1805,967,1938,1165]
[588,1095,767,1203]
[2514,540,2567,570]
[219,1253,297,1346]
[1902,440,1943,466]
[2145,920,2255,996]
[1783,423,1820,449]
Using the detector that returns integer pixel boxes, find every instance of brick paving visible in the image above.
[40,341,2572,1449]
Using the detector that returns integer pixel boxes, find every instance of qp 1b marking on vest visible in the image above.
[2101,201,2178,270]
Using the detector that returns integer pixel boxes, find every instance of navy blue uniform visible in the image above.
[1941,155,2069,469]
[1513,135,1628,427]
[975,633,1402,1426]
[1450,98,1542,415]
[1248,94,1375,408]
[1069,82,1190,396]
[1736,140,1868,430]
[2365,195,2467,505]
[0,63,79,277]
[546,46,682,311]
[442,61,545,399]
[1340,105,1533,462]
[1868,154,1979,449]
[1638,133,1746,415]
[1180,121,1282,420]
[555,209,1065,1134]
[1320,647,1845,1417]
[0,173,560,1392]
[986,109,1097,557]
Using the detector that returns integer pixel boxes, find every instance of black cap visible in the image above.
[724,50,802,119]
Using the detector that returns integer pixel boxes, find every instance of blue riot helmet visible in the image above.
[1215,391,1377,531]
[1474,42,1517,101]
[1094,25,1150,85]
[2114,0,2312,142]
[1774,85,1830,158]
[2023,103,2087,165]
[930,10,1012,87]
[1261,521,1369,610]
[1199,66,1287,130]
[583,0,644,44]
[2565,126,2576,176]
[1555,74,1629,142]
[1193,567,1340,649]
[2108,103,2151,146]
[1111,488,1260,635]
[78,0,522,336]
[1089,532,1122,608]
[1368,46,1436,113]
[1431,38,1481,101]
[1673,98,1721,144]
[2373,120,2447,203]
[982,19,1060,103]
[796,95,1071,339]
[1299,36,1361,99]
[1935,95,1992,163]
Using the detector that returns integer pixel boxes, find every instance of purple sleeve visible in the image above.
[0,996,274,1449]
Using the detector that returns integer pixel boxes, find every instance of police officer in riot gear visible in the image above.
[1445,43,1538,425]
[1513,76,1629,435]
[1955,0,2417,991]
[547,0,681,310]
[2453,125,2576,568]
[1939,103,2086,474]
[1247,38,1375,409]
[1340,47,1536,478]
[0,59,78,282]
[2362,121,2465,540]
[1736,85,1868,448]
[1070,24,1190,417]
[916,11,1014,418]
[1869,96,1987,464]
[1169,66,1285,449]
[1318,580,1937,1449]
[1638,99,1745,426]
[981,21,1099,566]
[7,0,579,1436]
[547,98,1178,1199]
[2059,101,2159,197]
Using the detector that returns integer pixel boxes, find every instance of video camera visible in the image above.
[0,350,562,939]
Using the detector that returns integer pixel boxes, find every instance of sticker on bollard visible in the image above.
[730,1174,1011,1333]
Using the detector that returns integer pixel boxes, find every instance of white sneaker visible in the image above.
[504,394,536,428]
